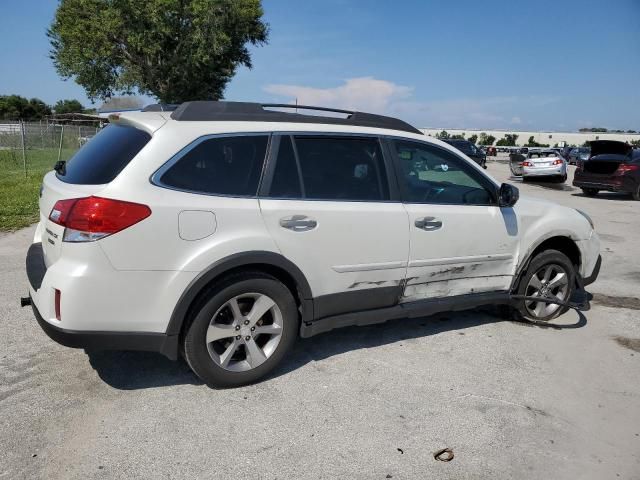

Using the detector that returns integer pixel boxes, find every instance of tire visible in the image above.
[183,271,298,388]
[515,249,576,322]
[631,184,640,201]
[581,188,599,197]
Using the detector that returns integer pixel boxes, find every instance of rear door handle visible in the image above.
[279,215,318,232]
[415,217,442,231]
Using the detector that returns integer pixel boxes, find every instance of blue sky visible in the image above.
[1,0,638,130]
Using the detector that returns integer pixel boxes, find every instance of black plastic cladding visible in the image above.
[168,101,423,135]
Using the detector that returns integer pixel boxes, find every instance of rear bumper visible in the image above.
[25,241,179,359]
[573,173,635,193]
[30,300,178,359]
[522,165,565,177]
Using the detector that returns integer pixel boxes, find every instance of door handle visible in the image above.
[415,217,442,231]
[279,215,318,232]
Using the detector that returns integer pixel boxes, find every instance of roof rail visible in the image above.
[169,101,422,135]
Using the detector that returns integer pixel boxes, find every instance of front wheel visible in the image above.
[183,272,298,388]
[515,250,576,321]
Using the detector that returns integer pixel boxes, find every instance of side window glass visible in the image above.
[160,135,268,196]
[293,137,389,201]
[269,136,302,198]
[393,140,494,205]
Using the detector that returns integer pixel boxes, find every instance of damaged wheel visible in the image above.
[515,250,576,321]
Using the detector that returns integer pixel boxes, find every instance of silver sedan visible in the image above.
[521,151,568,182]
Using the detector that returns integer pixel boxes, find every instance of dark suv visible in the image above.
[573,140,640,200]
[443,139,487,168]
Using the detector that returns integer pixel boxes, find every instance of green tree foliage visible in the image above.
[435,130,450,140]
[0,95,51,120]
[54,99,84,114]
[478,132,496,145]
[450,133,465,140]
[496,133,519,146]
[630,139,640,147]
[48,0,269,103]
[467,134,478,144]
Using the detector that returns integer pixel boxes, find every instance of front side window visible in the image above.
[268,136,390,201]
[159,135,268,196]
[391,140,495,205]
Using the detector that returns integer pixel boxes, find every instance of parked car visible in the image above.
[486,146,497,156]
[569,147,590,165]
[573,140,640,199]
[23,101,601,387]
[443,139,487,168]
[522,150,568,182]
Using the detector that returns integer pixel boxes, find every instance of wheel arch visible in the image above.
[165,251,314,338]
[511,235,581,292]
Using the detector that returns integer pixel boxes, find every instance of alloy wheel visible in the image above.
[524,263,570,318]
[205,293,283,372]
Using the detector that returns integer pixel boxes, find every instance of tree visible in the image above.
[496,133,519,147]
[0,95,51,120]
[436,130,450,140]
[467,134,478,144]
[450,133,465,140]
[631,139,640,147]
[48,0,269,103]
[478,132,496,145]
[54,99,84,114]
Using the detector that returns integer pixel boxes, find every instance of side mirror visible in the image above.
[498,183,519,207]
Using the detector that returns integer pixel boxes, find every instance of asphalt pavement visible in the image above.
[1,163,638,479]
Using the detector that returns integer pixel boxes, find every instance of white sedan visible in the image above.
[521,150,568,182]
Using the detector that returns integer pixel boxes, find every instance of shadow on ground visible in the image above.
[571,191,633,201]
[86,303,588,391]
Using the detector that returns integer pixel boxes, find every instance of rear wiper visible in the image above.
[54,160,66,175]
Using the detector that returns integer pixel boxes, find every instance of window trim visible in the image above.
[259,132,401,203]
[385,138,499,206]
[150,132,272,198]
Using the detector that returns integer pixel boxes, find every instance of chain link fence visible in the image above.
[0,121,101,176]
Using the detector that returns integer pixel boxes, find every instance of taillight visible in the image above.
[49,196,151,242]
[522,161,533,167]
[552,159,563,165]
[614,164,639,176]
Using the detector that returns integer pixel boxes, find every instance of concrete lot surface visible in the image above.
[1,163,639,479]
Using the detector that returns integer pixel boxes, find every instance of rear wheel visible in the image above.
[183,272,298,388]
[631,184,640,201]
[515,250,575,322]
[581,188,599,197]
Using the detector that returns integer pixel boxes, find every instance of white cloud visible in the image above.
[263,77,413,113]
[263,77,559,129]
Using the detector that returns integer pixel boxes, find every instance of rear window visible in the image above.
[159,135,268,196]
[57,124,151,184]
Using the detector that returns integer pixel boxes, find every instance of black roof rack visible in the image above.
[168,101,422,135]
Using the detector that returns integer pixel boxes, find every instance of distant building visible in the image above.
[421,128,640,146]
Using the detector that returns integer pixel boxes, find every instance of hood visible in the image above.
[589,140,632,158]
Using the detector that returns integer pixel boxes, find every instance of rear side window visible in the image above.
[57,125,151,184]
[159,135,268,196]
[268,136,389,201]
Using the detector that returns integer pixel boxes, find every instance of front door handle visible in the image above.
[415,217,442,231]
[279,215,318,232]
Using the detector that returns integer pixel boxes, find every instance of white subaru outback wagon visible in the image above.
[24,101,601,387]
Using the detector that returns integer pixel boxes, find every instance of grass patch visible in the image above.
[0,148,76,231]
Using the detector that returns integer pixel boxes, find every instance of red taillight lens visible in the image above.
[615,164,639,175]
[49,196,151,242]
[522,161,533,167]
